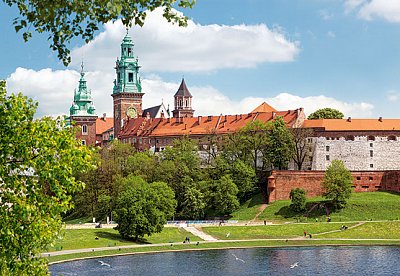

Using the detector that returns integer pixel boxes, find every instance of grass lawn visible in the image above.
[47,227,200,252]
[201,223,356,240]
[318,221,400,239]
[229,193,264,221]
[259,191,400,223]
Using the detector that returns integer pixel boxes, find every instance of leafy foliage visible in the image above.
[290,127,314,170]
[322,160,353,209]
[0,81,94,275]
[308,108,344,120]
[264,116,295,170]
[114,176,176,240]
[289,188,307,212]
[4,0,196,65]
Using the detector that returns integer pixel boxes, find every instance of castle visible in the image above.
[69,33,400,202]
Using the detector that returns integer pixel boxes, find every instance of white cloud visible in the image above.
[319,10,334,20]
[241,93,374,118]
[387,90,399,102]
[345,0,400,22]
[6,68,374,119]
[70,8,300,73]
[327,31,336,38]
[344,0,367,14]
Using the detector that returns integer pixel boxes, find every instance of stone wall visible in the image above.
[311,134,400,171]
[267,170,400,203]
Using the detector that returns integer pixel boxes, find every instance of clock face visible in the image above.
[126,106,137,119]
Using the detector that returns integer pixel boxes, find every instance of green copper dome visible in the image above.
[113,31,142,94]
[70,62,97,117]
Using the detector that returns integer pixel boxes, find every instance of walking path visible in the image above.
[184,226,218,241]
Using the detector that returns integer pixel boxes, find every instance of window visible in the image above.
[326,155,330,161]
[370,150,373,157]
[139,138,142,144]
[369,176,373,181]
[326,146,330,152]
[356,177,361,180]
[370,143,373,147]
[346,135,355,141]
[128,48,132,57]
[370,164,374,168]
[81,140,86,145]
[307,138,312,143]
[185,100,188,107]
[128,73,134,82]
[388,135,396,141]
[82,124,88,135]
[368,136,375,141]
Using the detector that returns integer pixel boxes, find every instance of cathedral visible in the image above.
[68,32,400,177]
[68,32,304,151]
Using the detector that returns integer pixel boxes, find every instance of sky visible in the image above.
[2,0,400,118]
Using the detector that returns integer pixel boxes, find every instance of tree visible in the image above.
[289,188,307,212]
[308,108,344,120]
[4,0,196,65]
[322,160,353,209]
[290,128,314,170]
[0,81,93,275]
[208,175,239,216]
[181,186,206,219]
[264,116,295,170]
[114,175,176,240]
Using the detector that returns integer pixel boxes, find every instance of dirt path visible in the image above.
[250,204,268,223]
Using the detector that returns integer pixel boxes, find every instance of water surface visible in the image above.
[50,246,400,275]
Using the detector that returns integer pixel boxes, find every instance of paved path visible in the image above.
[184,226,218,241]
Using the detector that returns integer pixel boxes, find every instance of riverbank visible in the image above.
[47,238,400,264]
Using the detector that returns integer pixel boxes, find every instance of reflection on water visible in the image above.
[50,246,400,276]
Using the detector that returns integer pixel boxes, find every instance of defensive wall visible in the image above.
[267,170,400,203]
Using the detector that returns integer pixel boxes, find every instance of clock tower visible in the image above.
[112,31,144,137]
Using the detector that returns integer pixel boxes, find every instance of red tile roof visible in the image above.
[119,110,301,138]
[302,118,400,131]
[96,117,114,135]
[251,102,277,113]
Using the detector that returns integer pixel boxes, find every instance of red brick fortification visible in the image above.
[267,170,400,203]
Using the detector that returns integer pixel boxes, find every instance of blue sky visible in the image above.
[2,0,400,118]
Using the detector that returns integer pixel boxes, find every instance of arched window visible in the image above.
[82,124,88,135]
[185,100,188,107]
[346,135,355,141]
[179,100,183,107]
[81,140,86,145]
[367,135,375,141]
[388,135,397,141]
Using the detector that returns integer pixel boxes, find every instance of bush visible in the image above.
[289,188,307,212]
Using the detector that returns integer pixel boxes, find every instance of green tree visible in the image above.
[5,0,196,65]
[160,137,203,215]
[127,151,157,182]
[209,175,239,216]
[290,128,314,170]
[0,81,93,275]
[114,175,176,240]
[181,186,206,219]
[322,160,353,209]
[289,188,307,212]
[264,116,295,170]
[308,108,344,120]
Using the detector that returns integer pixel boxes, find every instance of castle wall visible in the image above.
[310,133,400,171]
[268,170,400,203]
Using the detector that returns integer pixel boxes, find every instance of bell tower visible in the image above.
[112,30,144,137]
[172,78,194,118]
[70,62,98,146]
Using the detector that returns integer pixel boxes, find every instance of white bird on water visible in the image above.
[98,260,111,267]
[290,262,298,269]
[231,253,245,263]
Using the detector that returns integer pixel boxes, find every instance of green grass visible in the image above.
[47,227,200,252]
[318,221,400,239]
[201,223,356,240]
[47,239,400,264]
[229,193,264,221]
[259,192,400,223]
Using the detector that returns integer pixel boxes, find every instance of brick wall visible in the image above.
[268,170,400,203]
